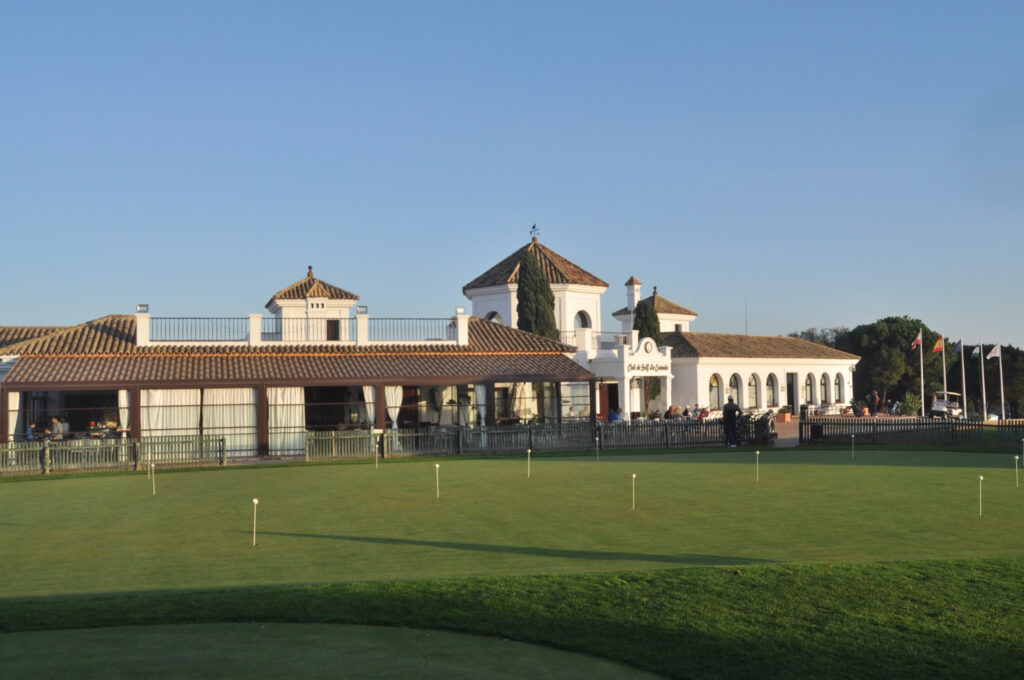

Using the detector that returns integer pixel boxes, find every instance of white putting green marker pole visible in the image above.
[435,463,440,499]
[756,450,760,482]
[595,435,599,462]
[851,434,855,460]
[1015,455,1019,490]
[978,475,984,518]
[527,447,531,478]
[252,498,259,546]
[631,473,637,511]
[150,463,155,496]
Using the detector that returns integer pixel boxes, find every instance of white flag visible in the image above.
[987,344,1001,359]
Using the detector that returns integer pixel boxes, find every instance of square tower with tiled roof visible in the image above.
[463,237,609,336]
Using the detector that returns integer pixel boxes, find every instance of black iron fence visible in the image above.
[800,417,1024,450]
[1,415,777,475]
[0,435,226,476]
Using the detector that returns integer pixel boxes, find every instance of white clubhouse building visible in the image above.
[464,238,860,420]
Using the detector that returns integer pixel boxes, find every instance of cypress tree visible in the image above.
[516,249,559,341]
[633,299,663,345]
[633,298,664,416]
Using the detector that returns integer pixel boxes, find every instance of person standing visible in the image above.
[723,395,742,447]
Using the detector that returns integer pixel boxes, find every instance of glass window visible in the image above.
[728,374,740,404]
[747,375,758,409]
[485,311,503,324]
[834,374,843,403]
[820,374,830,404]
[574,311,591,329]
[709,375,722,410]
[766,374,778,407]
[804,374,815,404]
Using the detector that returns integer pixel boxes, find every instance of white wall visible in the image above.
[670,357,857,412]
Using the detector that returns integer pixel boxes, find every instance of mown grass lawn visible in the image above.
[2,448,1023,678]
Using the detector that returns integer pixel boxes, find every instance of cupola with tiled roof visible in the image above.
[613,281,698,335]
[266,266,360,342]
[266,266,359,308]
[463,236,608,335]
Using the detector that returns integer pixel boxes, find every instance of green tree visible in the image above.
[633,300,663,345]
[633,300,663,416]
[515,250,559,341]
[845,316,946,406]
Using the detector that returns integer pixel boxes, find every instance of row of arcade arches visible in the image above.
[707,372,846,410]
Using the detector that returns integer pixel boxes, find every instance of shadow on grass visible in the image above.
[250,531,772,567]
[625,448,1020,469]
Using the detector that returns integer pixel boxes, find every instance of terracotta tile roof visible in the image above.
[612,290,698,318]
[624,276,642,285]
[5,353,592,386]
[267,266,359,307]
[0,316,136,355]
[0,326,69,352]
[463,238,608,293]
[663,332,860,361]
[0,317,591,386]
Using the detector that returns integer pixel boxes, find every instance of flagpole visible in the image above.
[998,349,1006,421]
[941,337,947,394]
[958,338,966,419]
[979,343,987,420]
[919,334,925,417]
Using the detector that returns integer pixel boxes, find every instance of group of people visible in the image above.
[24,416,70,441]
[864,390,900,417]
[664,404,709,420]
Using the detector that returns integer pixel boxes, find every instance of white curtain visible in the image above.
[268,387,305,455]
[385,385,403,452]
[509,383,521,419]
[118,390,130,433]
[7,391,20,442]
[473,384,488,448]
[385,386,403,429]
[362,385,375,426]
[432,386,446,424]
[473,384,487,425]
[203,388,257,457]
[141,389,200,437]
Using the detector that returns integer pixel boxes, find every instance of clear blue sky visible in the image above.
[3,1,1022,347]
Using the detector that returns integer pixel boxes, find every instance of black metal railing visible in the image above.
[368,318,453,342]
[150,318,249,342]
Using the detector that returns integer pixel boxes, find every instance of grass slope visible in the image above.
[2,559,1022,679]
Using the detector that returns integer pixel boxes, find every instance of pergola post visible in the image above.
[257,385,269,457]
[486,382,496,427]
[589,379,598,426]
[375,383,387,429]
[130,387,142,440]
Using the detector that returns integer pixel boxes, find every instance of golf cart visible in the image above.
[930,391,963,419]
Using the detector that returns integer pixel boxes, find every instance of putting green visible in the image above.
[0,623,660,679]
[1,449,1021,598]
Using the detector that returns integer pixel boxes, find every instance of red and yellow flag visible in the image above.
[932,337,944,353]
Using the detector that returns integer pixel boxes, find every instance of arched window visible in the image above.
[709,375,722,410]
[728,374,740,405]
[766,374,778,407]
[747,375,759,409]
[820,374,830,404]
[834,374,844,403]
[804,374,815,404]
[485,311,503,324]
[574,311,591,329]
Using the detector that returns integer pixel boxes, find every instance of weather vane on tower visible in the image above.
[529,224,539,239]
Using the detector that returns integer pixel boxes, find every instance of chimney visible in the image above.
[625,276,642,310]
